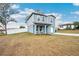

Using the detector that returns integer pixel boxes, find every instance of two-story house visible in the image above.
[26,12,56,34]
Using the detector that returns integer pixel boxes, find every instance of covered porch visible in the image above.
[33,23,52,34]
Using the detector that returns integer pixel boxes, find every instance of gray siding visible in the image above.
[26,14,35,33]
[34,15,53,24]
[26,13,56,34]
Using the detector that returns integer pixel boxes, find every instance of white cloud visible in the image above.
[71,11,79,15]
[11,4,20,9]
[10,8,35,22]
[19,8,35,15]
[73,3,79,6]
[61,22,73,24]
[7,22,19,28]
[7,22,27,28]
[24,8,35,14]
[71,11,79,21]
[8,8,36,28]
[7,4,36,28]
[10,14,26,21]
[51,13,62,20]
[46,13,62,20]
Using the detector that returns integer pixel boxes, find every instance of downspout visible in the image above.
[54,17,56,33]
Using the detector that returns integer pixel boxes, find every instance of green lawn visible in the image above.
[0,32,79,56]
[58,30,79,34]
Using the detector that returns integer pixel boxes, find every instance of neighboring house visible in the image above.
[60,23,74,29]
[59,22,78,30]
[26,12,56,34]
[0,22,27,34]
[6,23,27,34]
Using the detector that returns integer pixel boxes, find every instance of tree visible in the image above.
[73,22,79,29]
[73,22,79,25]
[0,3,17,34]
[0,16,5,30]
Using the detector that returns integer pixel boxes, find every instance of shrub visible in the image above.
[19,26,25,29]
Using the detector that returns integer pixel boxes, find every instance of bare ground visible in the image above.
[0,32,79,56]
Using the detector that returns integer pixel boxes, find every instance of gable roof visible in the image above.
[25,12,56,23]
[48,15,56,18]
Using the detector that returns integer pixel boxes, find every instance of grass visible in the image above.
[57,30,79,34]
[0,32,79,56]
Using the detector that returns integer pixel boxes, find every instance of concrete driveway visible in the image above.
[54,33,79,36]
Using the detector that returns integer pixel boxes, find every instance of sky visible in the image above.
[8,3,79,28]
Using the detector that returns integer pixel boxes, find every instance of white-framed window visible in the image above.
[38,18,40,21]
[37,15,40,21]
[42,16,44,21]
[50,18,53,23]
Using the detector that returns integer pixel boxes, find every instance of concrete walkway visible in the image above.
[54,33,79,36]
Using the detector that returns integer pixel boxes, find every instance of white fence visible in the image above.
[7,28,27,34]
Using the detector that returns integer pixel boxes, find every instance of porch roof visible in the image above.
[34,22,52,25]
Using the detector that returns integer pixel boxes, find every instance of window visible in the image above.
[36,26,38,31]
[42,16,44,21]
[38,18,40,21]
[51,19,53,23]
[37,15,40,21]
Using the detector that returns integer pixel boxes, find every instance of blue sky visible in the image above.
[11,3,79,24]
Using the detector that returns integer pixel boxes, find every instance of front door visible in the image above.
[36,25,44,34]
[40,26,43,34]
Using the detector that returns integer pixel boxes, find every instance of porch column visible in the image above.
[34,24,37,34]
[45,25,46,34]
[38,26,40,34]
